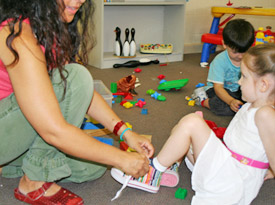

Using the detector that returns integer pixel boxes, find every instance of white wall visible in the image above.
[184,0,275,54]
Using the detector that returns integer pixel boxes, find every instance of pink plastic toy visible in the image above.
[135,100,146,108]
[157,74,166,80]
[134,68,142,73]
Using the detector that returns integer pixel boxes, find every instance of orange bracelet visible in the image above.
[113,121,125,136]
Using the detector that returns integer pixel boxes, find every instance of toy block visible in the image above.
[124,93,133,100]
[115,95,123,103]
[81,122,104,130]
[175,188,187,200]
[141,108,148,115]
[120,141,129,151]
[94,137,114,145]
[125,122,132,129]
[123,102,133,108]
[83,128,112,137]
[110,82,117,93]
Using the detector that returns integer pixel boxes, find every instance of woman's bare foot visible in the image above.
[0,166,2,174]
[18,175,61,196]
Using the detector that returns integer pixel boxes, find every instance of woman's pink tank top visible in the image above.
[0,19,45,100]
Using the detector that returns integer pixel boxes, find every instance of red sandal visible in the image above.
[14,182,84,205]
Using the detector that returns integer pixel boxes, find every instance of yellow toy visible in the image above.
[185,96,196,106]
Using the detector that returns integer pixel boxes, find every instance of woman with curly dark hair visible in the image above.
[0,0,154,204]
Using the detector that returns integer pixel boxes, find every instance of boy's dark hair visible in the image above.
[223,19,255,53]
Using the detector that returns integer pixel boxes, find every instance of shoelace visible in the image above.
[111,175,132,201]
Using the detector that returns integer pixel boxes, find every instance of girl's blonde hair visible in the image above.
[243,43,275,77]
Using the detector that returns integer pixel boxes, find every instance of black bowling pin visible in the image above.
[123,28,130,56]
[114,27,122,56]
[130,28,136,56]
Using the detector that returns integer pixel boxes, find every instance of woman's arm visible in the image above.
[87,91,154,157]
[256,106,275,178]
[0,22,150,178]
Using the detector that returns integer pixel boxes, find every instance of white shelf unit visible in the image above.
[88,0,186,69]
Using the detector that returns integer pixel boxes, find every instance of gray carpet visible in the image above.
[0,53,274,204]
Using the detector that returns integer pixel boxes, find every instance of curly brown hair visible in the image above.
[0,0,95,94]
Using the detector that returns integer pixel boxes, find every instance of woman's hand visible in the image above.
[119,152,150,178]
[123,130,154,158]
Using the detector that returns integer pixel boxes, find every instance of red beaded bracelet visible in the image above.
[113,121,125,136]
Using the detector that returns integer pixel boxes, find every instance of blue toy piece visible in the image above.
[159,79,167,84]
[81,122,104,130]
[94,137,114,145]
[158,79,189,91]
[151,91,161,99]
[196,83,205,88]
[141,108,148,115]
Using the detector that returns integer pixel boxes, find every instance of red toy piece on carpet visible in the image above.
[205,120,226,140]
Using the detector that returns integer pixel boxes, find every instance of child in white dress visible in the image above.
[111,43,275,204]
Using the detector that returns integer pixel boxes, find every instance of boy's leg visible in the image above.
[207,88,239,116]
[1,64,106,182]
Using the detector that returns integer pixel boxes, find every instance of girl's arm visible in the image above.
[255,106,275,177]
[0,22,151,178]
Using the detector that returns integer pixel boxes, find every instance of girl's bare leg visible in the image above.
[157,113,211,167]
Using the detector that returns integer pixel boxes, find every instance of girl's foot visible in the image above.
[111,162,163,193]
[160,162,180,187]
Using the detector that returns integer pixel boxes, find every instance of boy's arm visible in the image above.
[255,106,275,178]
[213,83,243,112]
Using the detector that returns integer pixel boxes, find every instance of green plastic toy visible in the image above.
[158,79,189,91]
[175,188,187,200]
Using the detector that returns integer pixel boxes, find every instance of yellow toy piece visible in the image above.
[125,122,132,129]
[188,100,196,106]
[126,147,136,152]
[256,27,265,38]
[123,102,133,108]
[185,96,196,106]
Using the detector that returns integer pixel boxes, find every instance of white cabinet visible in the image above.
[88,0,186,69]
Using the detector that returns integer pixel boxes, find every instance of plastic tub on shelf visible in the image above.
[93,80,113,107]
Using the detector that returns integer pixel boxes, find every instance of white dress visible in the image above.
[190,103,269,205]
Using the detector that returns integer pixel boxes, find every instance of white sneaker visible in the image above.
[191,86,208,105]
[111,165,162,193]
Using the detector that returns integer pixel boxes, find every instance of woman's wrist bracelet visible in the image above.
[113,121,125,136]
[120,128,132,141]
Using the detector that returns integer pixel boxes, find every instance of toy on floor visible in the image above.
[135,100,146,108]
[158,79,189,91]
[175,188,187,200]
[134,68,142,73]
[185,96,196,106]
[117,75,137,94]
[157,74,166,80]
[113,58,159,68]
[141,108,148,115]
